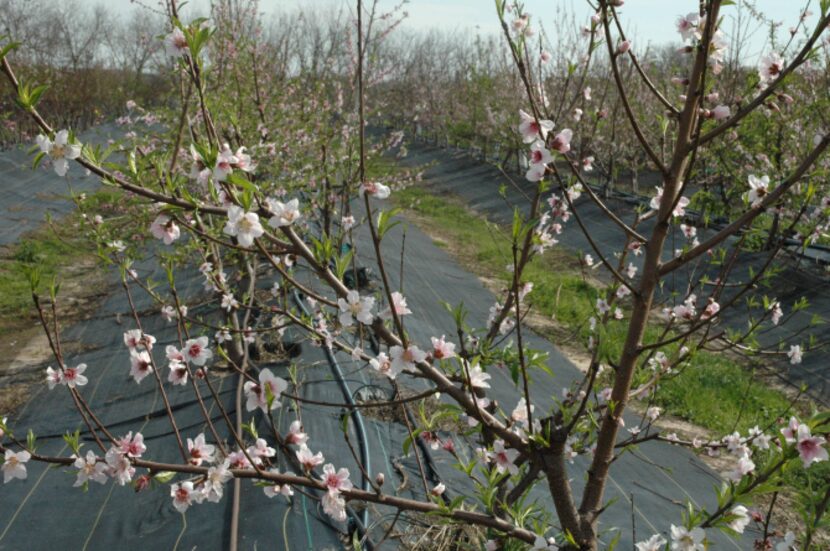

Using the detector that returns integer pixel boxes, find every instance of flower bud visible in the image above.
[712,105,731,120]
[134,474,151,493]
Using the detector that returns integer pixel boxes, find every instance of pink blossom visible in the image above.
[129,350,154,383]
[582,156,594,171]
[223,205,264,247]
[227,450,252,470]
[321,463,353,495]
[745,174,771,207]
[511,397,535,429]
[285,420,308,446]
[467,363,492,389]
[727,505,750,534]
[787,344,803,365]
[322,491,347,521]
[676,12,700,41]
[247,438,276,465]
[712,105,731,120]
[164,27,188,57]
[187,433,215,466]
[380,291,412,319]
[296,445,324,471]
[116,432,147,458]
[35,130,82,177]
[243,368,288,413]
[221,293,239,312]
[360,181,391,199]
[701,300,720,320]
[166,345,185,364]
[73,451,108,486]
[797,424,828,468]
[670,525,705,550]
[782,416,801,443]
[184,336,213,366]
[370,352,401,379]
[389,344,427,374]
[213,143,239,182]
[550,129,573,154]
[202,461,232,502]
[60,363,88,388]
[124,329,155,352]
[45,366,63,389]
[525,163,547,182]
[528,139,553,166]
[635,534,667,551]
[267,198,302,228]
[518,109,554,144]
[171,481,204,513]
[728,453,755,481]
[430,335,456,360]
[168,361,189,386]
[338,290,375,326]
[2,450,31,483]
[233,146,255,172]
[105,449,135,485]
[771,302,783,325]
[150,215,181,245]
[263,468,294,498]
[758,53,785,84]
[490,439,519,475]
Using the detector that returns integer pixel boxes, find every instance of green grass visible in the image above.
[0,225,87,322]
[656,355,791,434]
[393,184,794,435]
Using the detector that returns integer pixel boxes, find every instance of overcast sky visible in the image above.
[105,0,816,57]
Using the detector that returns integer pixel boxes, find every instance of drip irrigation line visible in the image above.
[291,288,373,549]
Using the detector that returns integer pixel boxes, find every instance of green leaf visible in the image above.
[226,172,257,193]
[154,471,176,483]
[334,248,354,280]
[32,151,46,170]
[28,84,48,107]
[264,381,276,410]
[376,208,402,239]
[127,150,137,176]
[63,429,81,455]
[402,428,422,456]
[0,40,21,61]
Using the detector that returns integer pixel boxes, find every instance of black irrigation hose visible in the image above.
[291,288,373,548]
